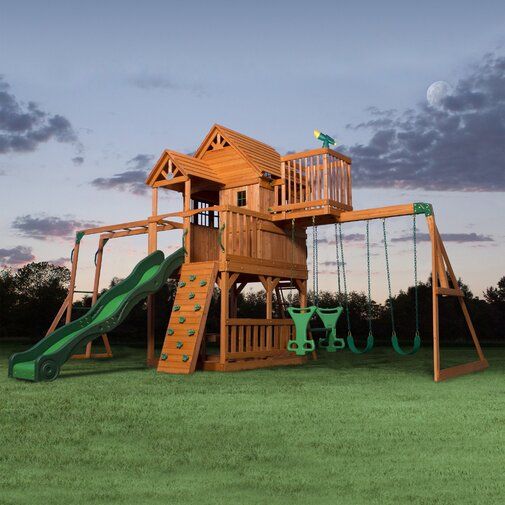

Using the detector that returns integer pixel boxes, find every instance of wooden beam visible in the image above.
[436,360,489,382]
[65,241,80,324]
[153,175,188,188]
[337,204,416,223]
[220,272,229,365]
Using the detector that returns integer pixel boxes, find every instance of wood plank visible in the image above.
[437,360,489,382]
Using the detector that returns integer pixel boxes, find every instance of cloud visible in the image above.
[12,214,99,240]
[0,245,35,265]
[130,74,178,90]
[0,75,78,154]
[49,257,70,267]
[129,73,206,97]
[90,153,154,195]
[346,51,505,191]
[392,232,493,243]
[72,156,84,165]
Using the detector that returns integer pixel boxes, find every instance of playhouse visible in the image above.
[8,124,488,382]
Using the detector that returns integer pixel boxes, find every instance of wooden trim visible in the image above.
[203,355,306,372]
[281,147,352,164]
[226,318,293,325]
[337,204,416,223]
[436,287,464,297]
[65,241,80,324]
[153,175,188,188]
[436,360,489,382]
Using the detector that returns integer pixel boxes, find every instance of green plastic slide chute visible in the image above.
[8,248,185,382]
[287,306,317,356]
[316,307,345,352]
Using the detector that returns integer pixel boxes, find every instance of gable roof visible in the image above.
[145,150,222,186]
[194,124,281,178]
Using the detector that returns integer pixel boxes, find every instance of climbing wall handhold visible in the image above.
[188,292,195,299]
[178,316,186,324]
[173,304,180,312]
[176,341,183,349]
[182,354,189,362]
[167,328,174,336]
[194,304,201,311]
[178,281,186,288]
[161,353,168,360]
[188,329,195,336]
[189,275,196,281]
[199,280,207,287]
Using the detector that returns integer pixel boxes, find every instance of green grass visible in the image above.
[1,343,504,505]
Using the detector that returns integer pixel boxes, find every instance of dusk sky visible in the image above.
[1,0,504,301]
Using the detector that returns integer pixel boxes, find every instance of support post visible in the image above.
[65,240,80,324]
[220,272,229,365]
[427,215,440,381]
[184,179,191,262]
[146,187,159,367]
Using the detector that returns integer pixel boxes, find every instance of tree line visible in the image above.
[1,262,503,347]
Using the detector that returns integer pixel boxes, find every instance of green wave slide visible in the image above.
[8,248,185,382]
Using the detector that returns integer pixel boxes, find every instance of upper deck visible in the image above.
[270,147,352,224]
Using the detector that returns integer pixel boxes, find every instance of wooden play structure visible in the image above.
[38,124,488,381]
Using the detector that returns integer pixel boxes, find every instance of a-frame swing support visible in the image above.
[334,202,488,382]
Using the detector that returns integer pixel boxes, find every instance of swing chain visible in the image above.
[366,221,373,335]
[413,213,420,335]
[382,219,396,335]
[312,216,318,306]
[338,223,352,335]
[289,218,295,306]
[335,223,342,298]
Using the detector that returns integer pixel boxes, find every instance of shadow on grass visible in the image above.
[59,365,148,379]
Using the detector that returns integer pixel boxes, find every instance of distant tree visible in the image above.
[484,277,505,305]
[0,269,17,338]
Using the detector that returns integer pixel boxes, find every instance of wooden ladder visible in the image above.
[157,261,218,374]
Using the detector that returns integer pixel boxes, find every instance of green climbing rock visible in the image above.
[182,354,189,362]
[189,275,196,281]
[176,341,183,349]
[199,280,207,287]
[194,304,201,311]
[161,353,168,360]
[188,329,195,336]
[189,292,195,299]
[178,316,186,324]
[178,281,186,288]
[167,328,174,336]
[173,304,180,312]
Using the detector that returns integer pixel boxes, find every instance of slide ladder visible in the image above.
[157,261,218,374]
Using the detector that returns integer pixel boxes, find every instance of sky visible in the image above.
[0,0,504,302]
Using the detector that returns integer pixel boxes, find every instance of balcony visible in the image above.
[270,148,353,223]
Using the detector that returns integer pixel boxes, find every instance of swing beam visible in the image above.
[330,202,488,382]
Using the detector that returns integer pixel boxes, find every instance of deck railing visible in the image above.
[272,148,352,212]
[225,318,294,360]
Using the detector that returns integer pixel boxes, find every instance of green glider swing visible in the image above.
[335,222,374,354]
[287,218,343,356]
[382,216,421,355]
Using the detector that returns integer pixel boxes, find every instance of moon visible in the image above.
[427,81,452,107]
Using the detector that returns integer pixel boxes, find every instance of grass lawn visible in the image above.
[1,343,504,505]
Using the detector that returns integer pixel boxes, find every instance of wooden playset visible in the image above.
[8,124,488,382]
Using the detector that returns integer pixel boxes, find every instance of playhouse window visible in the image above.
[237,190,247,207]
[191,199,218,228]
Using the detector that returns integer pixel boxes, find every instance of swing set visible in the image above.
[286,206,486,380]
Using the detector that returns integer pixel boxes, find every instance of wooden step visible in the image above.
[157,261,218,375]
